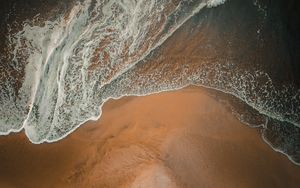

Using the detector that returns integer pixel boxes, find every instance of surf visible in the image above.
[0,0,299,164]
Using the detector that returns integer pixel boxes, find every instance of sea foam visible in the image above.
[207,0,227,8]
[0,0,299,164]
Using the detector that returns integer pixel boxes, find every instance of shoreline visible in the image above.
[0,86,299,187]
[1,84,299,166]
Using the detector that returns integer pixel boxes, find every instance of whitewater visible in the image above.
[0,0,299,164]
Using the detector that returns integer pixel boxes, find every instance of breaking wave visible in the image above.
[0,0,299,164]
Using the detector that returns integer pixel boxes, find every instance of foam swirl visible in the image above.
[1,0,299,164]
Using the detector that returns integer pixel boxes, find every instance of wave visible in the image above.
[0,0,299,164]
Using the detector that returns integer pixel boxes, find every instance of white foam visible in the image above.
[1,0,300,167]
[2,0,215,143]
[206,0,227,8]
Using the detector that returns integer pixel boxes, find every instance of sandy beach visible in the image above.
[0,87,299,188]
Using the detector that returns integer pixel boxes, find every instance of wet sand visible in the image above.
[0,87,299,188]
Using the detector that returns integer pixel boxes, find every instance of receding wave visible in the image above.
[0,0,299,164]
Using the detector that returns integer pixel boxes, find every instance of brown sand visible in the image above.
[0,87,299,188]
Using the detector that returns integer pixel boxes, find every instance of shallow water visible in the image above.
[0,0,299,164]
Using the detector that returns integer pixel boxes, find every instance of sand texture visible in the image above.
[0,87,299,188]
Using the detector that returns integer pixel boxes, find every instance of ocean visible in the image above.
[0,0,299,164]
